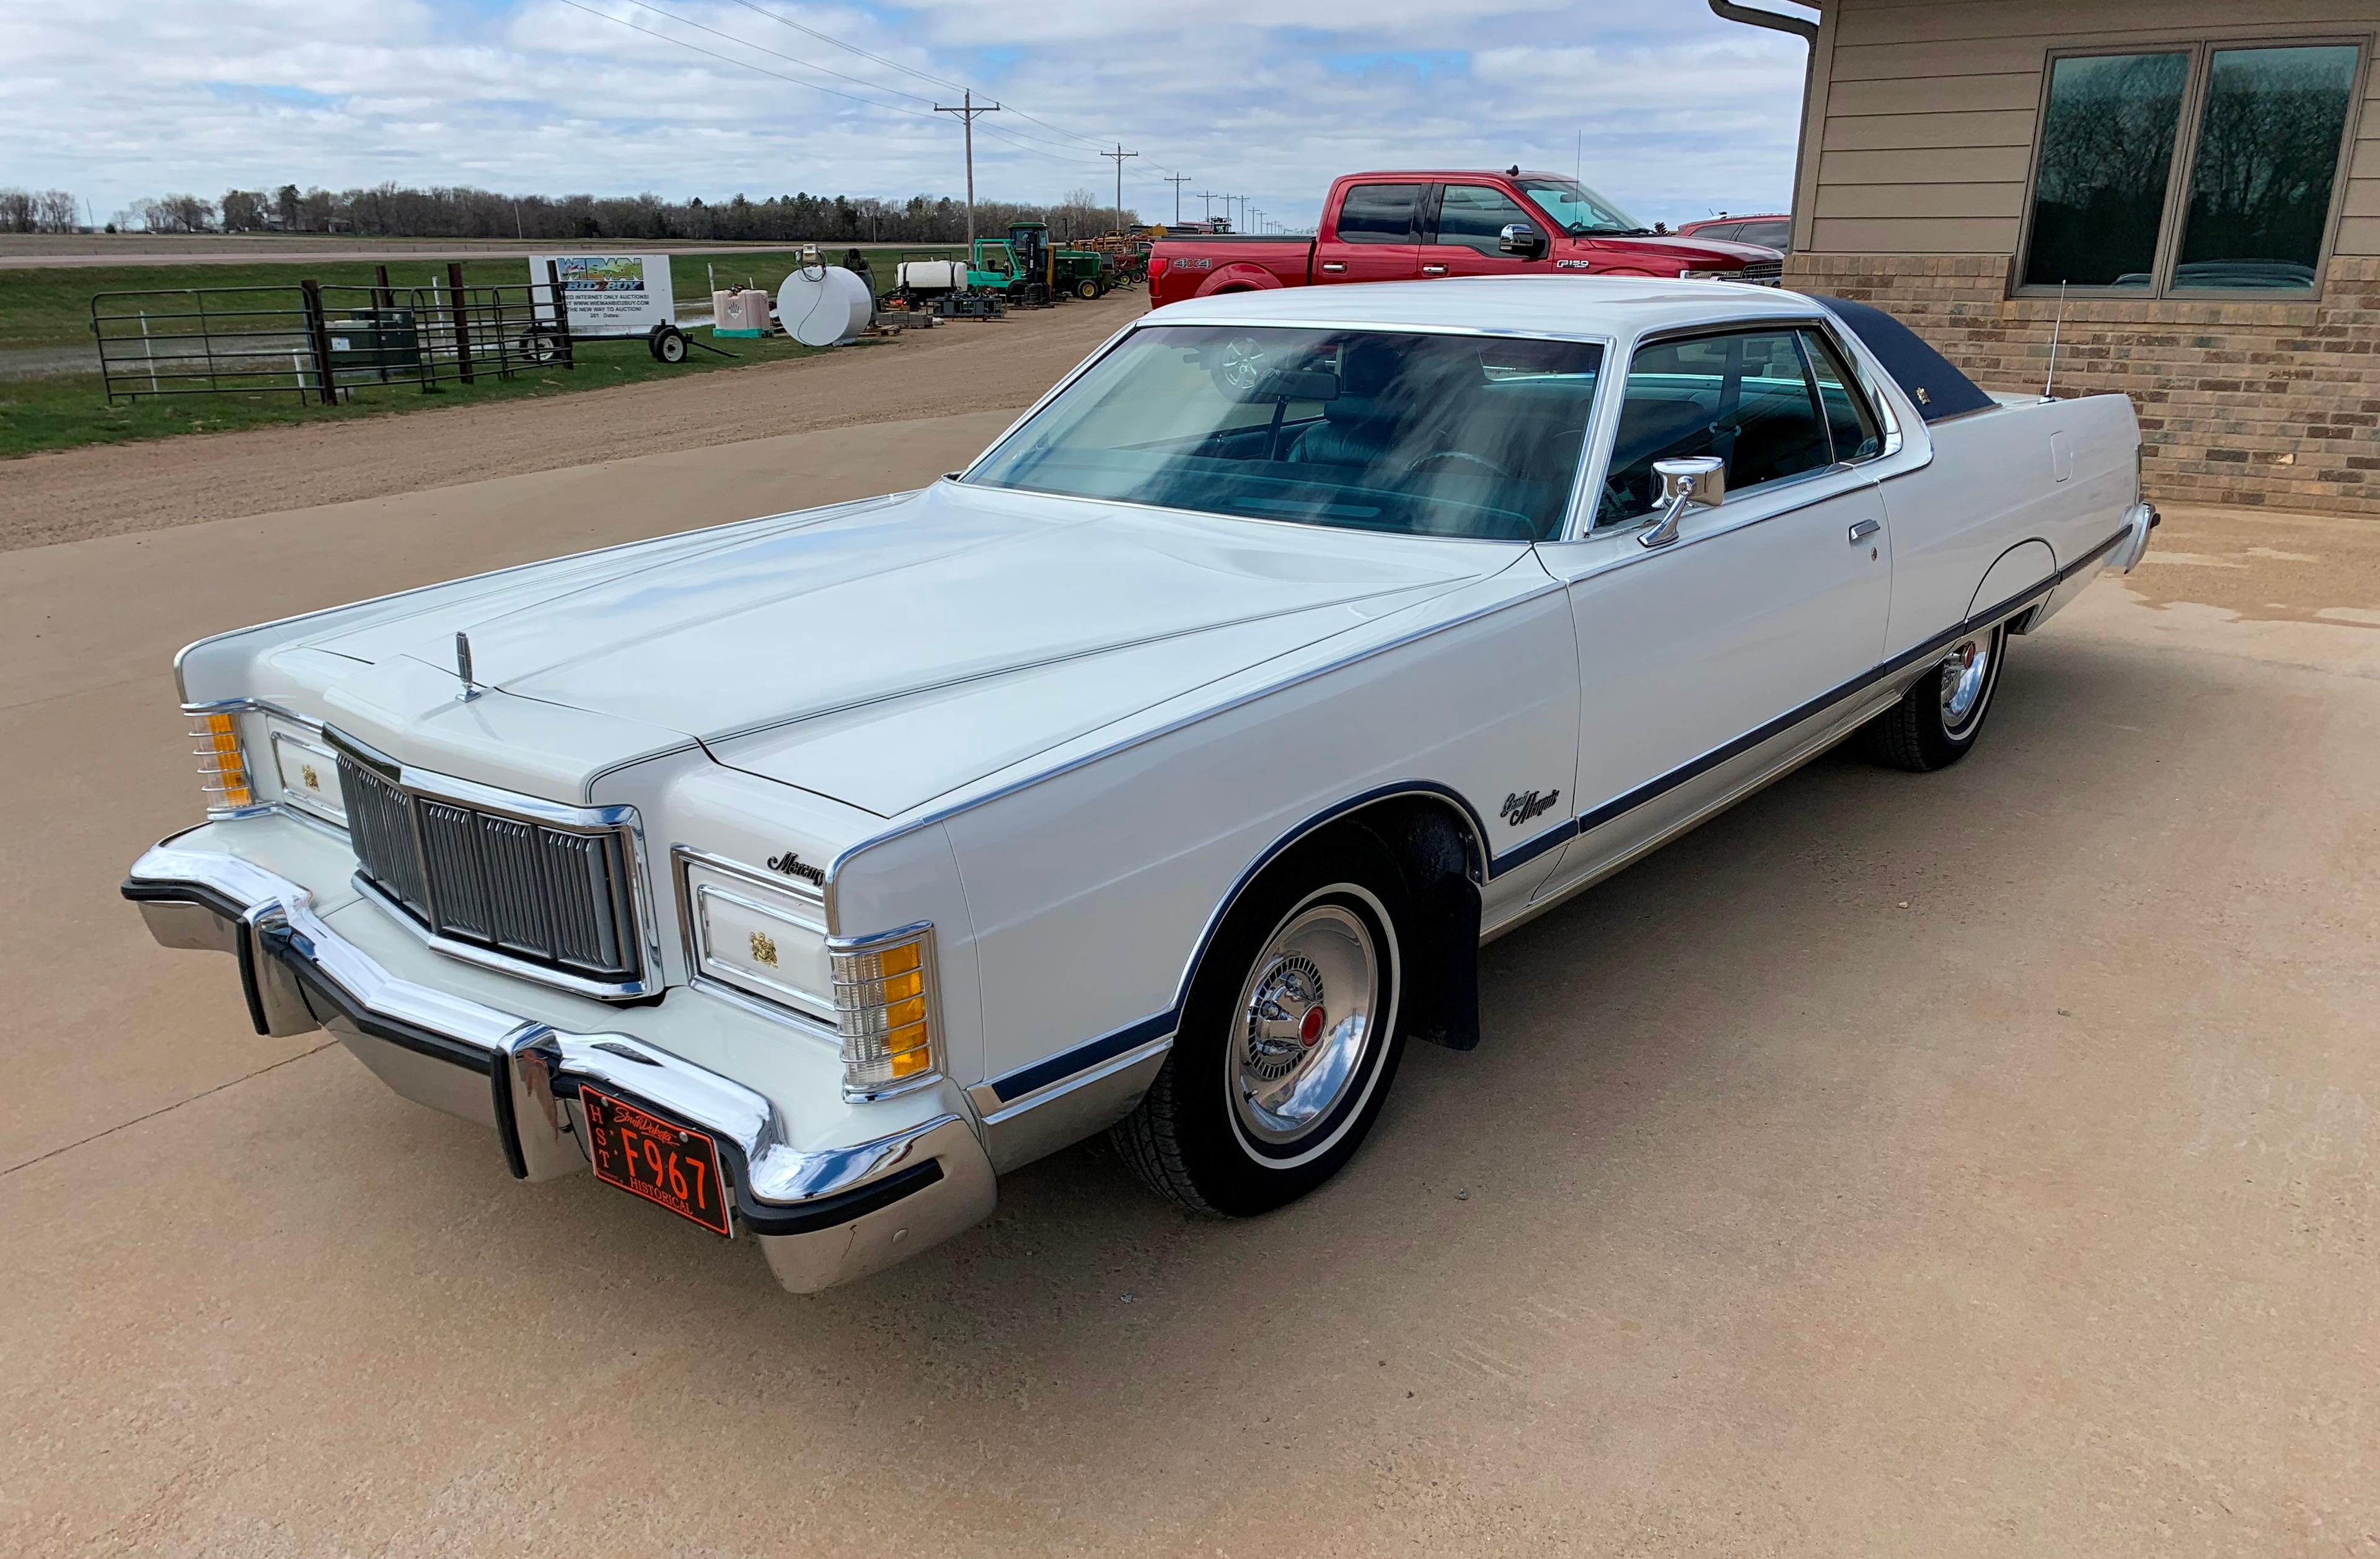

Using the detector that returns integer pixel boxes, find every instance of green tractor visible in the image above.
[979,222,1113,303]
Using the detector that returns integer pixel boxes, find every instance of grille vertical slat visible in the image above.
[335,750,639,983]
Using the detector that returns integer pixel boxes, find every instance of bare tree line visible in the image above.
[0,189,83,232]
[81,182,1142,243]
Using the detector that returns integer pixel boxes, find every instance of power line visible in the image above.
[1164,173,1192,223]
[612,0,936,107]
[718,0,1125,157]
[556,0,1113,172]
[719,0,971,95]
[555,0,940,120]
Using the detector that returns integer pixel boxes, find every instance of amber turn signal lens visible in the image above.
[190,709,253,810]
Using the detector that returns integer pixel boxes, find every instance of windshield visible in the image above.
[1517,177,1649,236]
[964,325,1605,542]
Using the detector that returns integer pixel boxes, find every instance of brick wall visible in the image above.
[1783,253,2380,517]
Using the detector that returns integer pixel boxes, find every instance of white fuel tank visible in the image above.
[776,264,873,347]
[894,259,967,294]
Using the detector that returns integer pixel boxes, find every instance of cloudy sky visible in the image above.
[2,0,1812,231]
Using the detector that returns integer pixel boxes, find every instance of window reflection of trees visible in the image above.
[2024,53,2188,288]
[2177,46,2358,286]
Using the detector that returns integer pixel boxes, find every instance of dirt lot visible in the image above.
[0,291,1137,550]
[2,345,2376,1553]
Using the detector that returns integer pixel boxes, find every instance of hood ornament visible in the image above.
[456,631,483,702]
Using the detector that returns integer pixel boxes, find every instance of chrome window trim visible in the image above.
[1580,314,1866,538]
[323,724,659,1001]
[671,845,838,1025]
[955,320,1617,549]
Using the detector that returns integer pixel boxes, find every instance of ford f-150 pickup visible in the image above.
[1149,170,1783,307]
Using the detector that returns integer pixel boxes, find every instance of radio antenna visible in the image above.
[2042,281,2068,400]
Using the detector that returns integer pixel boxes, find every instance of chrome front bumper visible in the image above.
[123,837,995,1293]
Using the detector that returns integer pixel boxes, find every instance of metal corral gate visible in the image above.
[90,263,576,405]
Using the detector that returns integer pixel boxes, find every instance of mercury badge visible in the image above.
[767,850,827,887]
[455,631,483,703]
[749,930,780,968]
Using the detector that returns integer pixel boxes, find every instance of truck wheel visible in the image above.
[1207,334,1271,399]
[1113,831,1410,1216]
[1075,278,1100,300]
[1866,622,2007,771]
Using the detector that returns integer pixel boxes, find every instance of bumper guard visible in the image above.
[123,838,995,1293]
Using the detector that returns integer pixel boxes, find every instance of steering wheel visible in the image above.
[1403,449,1510,479]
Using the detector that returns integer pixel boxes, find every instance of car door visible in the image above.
[1316,182,1424,283]
[1530,323,1894,900]
[1418,182,1547,279]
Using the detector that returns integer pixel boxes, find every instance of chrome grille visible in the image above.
[335,750,640,984]
[1739,259,1784,287]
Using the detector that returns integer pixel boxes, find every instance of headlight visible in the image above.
[678,850,941,1097]
[681,853,835,1020]
[187,703,255,814]
[268,724,345,825]
[831,924,938,1096]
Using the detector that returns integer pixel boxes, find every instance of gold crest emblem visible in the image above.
[301,763,320,791]
[749,930,778,968]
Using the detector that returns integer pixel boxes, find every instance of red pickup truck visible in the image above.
[1149,169,1783,308]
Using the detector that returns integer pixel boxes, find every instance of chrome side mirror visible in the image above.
[1498,222,1546,259]
[1640,455,1727,549]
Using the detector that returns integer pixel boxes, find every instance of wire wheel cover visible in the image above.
[1232,900,1380,1145]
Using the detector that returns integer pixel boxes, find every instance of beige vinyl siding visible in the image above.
[1804,0,2380,256]
[1822,110,2036,152]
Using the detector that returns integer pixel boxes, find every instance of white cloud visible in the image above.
[0,0,1810,228]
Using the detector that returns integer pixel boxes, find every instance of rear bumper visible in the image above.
[2105,501,2160,574]
[123,835,995,1294]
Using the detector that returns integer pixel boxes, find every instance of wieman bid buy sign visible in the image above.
[529,253,677,338]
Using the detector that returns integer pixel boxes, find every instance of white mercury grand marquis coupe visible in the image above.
[126,277,2157,1292]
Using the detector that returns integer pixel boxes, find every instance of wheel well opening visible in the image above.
[1329,797,1485,1053]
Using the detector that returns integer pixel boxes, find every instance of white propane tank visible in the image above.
[777,262,873,346]
[894,259,966,293]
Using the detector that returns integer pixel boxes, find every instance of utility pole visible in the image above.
[1164,173,1192,224]
[1195,190,1219,222]
[935,88,1002,246]
[1101,144,1139,235]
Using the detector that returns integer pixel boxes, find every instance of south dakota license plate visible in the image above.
[580,1087,732,1237]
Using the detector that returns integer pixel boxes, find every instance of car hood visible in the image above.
[304,481,1509,817]
[1585,234,1780,265]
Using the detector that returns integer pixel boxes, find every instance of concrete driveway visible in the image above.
[3,452,2375,1555]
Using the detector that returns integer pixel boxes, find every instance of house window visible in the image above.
[2019,40,2365,296]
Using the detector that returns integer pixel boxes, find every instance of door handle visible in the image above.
[1421,265,1448,276]
[1320,261,1346,274]
[1848,518,1881,545]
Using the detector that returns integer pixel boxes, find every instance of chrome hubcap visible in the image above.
[1232,900,1378,1145]
[1939,632,1993,732]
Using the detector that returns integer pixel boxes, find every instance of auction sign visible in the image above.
[528,253,677,338]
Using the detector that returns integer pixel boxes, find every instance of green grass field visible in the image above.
[0,245,958,459]
[0,335,835,459]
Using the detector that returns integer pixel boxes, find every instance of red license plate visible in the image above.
[580,1087,732,1237]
